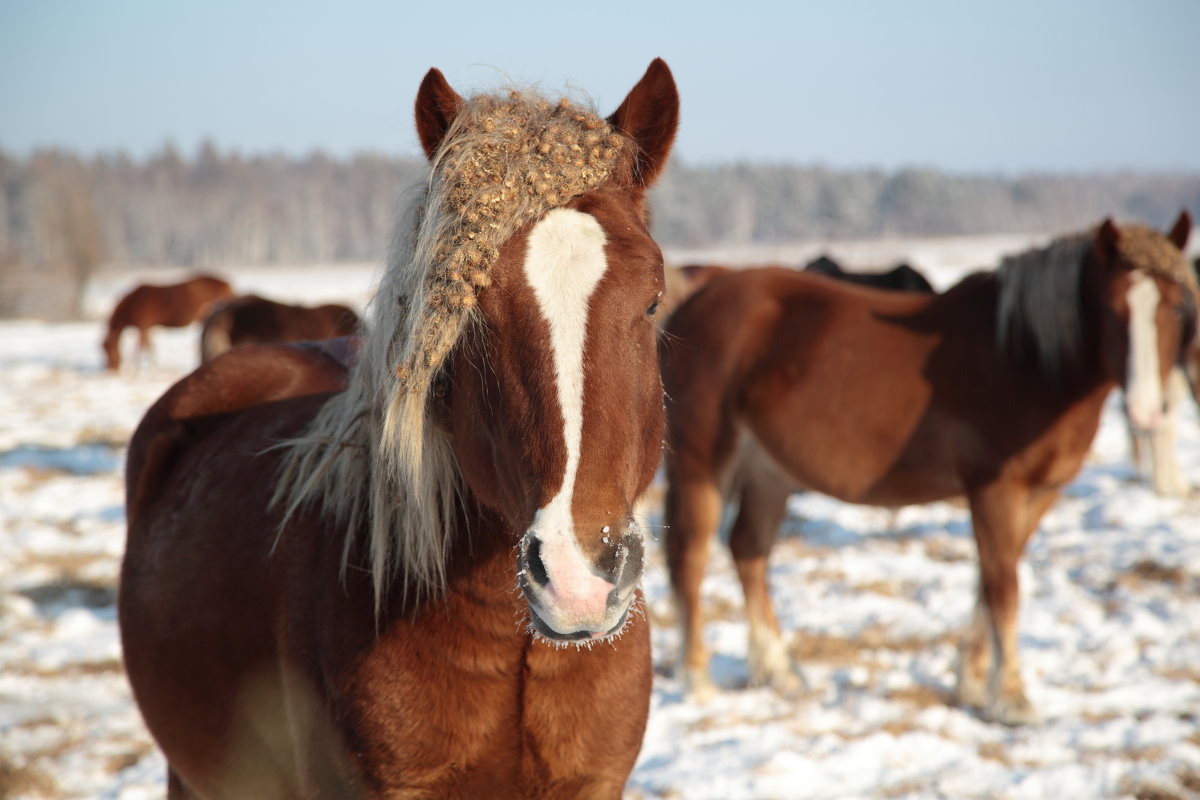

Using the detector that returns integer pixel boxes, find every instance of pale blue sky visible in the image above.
[2,0,1198,173]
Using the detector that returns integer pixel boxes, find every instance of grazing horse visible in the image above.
[102,274,234,371]
[662,213,1194,726]
[199,294,361,363]
[119,60,678,798]
[804,254,936,293]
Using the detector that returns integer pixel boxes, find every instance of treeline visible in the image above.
[2,144,1198,317]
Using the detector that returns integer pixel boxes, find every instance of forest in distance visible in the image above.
[2,143,1199,317]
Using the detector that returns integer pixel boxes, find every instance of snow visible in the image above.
[1,237,1198,799]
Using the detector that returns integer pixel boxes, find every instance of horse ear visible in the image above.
[1167,209,1192,251]
[607,58,679,187]
[414,68,465,161]
[1094,218,1120,260]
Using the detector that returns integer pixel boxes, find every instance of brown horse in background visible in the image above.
[102,274,234,371]
[662,213,1194,726]
[199,294,360,363]
[120,60,678,798]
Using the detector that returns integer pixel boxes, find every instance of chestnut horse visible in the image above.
[102,274,234,371]
[119,60,678,798]
[662,213,1194,726]
[199,294,361,363]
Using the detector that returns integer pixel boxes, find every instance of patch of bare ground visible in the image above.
[12,549,113,577]
[77,428,131,449]
[1153,665,1200,684]
[103,740,155,776]
[0,752,58,799]
[1114,558,1196,593]
[1120,768,1200,800]
[923,536,971,563]
[885,683,949,710]
[878,777,933,798]
[791,625,954,669]
[6,656,124,679]
[853,579,921,599]
[977,740,1012,765]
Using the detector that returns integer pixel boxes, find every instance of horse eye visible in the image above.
[646,301,660,317]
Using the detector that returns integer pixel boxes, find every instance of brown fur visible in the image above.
[119,60,678,798]
[661,214,1193,726]
[199,294,360,363]
[102,274,234,370]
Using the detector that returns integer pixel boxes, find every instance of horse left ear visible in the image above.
[1167,210,1192,251]
[607,58,680,187]
[414,67,466,161]
[1094,218,1120,259]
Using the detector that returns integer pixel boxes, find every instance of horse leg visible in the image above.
[728,456,804,696]
[963,481,1055,725]
[1149,367,1189,496]
[664,465,722,698]
[137,327,154,370]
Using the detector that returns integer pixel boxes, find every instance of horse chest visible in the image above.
[328,590,650,797]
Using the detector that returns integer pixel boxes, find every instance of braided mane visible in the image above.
[273,89,629,610]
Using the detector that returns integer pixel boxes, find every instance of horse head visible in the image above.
[102,329,121,371]
[409,62,678,641]
[1093,211,1195,431]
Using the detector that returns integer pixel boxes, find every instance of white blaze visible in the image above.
[1126,271,1164,430]
[522,208,613,627]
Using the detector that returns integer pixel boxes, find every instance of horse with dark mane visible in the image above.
[102,274,234,370]
[804,254,935,293]
[199,294,361,363]
[119,60,678,797]
[662,213,1194,726]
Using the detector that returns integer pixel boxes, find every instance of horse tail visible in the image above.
[200,306,235,363]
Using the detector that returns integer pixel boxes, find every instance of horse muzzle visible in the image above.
[516,525,644,642]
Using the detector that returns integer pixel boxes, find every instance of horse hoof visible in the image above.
[682,667,717,702]
[749,664,807,699]
[953,669,989,710]
[987,694,1041,726]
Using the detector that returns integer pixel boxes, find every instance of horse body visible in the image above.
[122,364,648,798]
[103,274,234,370]
[663,215,1193,725]
[199,294,361,363]
[120,61,678,797]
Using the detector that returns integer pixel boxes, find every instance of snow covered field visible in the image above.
[2,236,1199,799]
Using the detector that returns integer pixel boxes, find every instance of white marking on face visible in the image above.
[1126,271,1164,430]
[522,208,614,629]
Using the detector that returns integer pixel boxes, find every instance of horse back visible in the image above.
[125,341,351,514]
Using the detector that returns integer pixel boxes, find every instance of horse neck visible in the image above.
[370,499,523,631]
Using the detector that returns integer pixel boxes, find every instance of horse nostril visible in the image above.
[522,536,550,588]
[605,531,645,589]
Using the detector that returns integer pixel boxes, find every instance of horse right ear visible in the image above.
[607,58,680,188]
[415,68,465,161]
[1167,210,1192,251]
[1093,218,1120,260]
